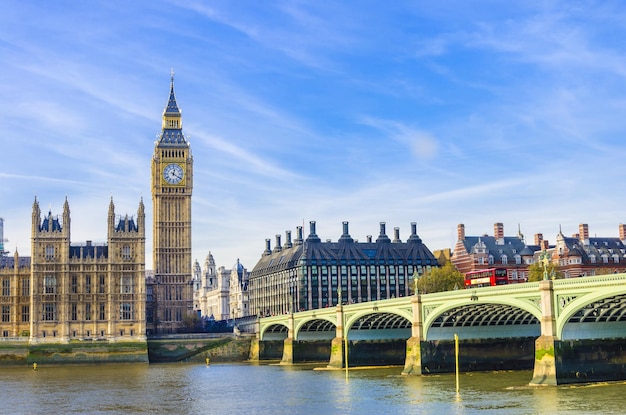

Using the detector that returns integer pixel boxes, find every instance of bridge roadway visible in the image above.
[252,273,626,385]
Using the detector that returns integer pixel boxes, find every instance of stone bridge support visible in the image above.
[280,313,295,365]
[248,320,260,362]
[530,280,559,385]
[402,294,423,375]
[327,305,345,369]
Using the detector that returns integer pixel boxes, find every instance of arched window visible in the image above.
[121,275,133,294]
[44,275,56,294]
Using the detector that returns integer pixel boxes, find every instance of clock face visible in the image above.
[163,163,184,185]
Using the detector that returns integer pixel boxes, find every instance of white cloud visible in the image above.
[2,0,626,270]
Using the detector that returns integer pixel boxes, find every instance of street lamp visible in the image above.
[338,286,348,379]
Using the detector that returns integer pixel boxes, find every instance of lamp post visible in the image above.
[338,286,348,378]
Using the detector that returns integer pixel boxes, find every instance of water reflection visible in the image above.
[0,364,624,414]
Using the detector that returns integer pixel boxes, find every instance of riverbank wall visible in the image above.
[147,334,252,363]
[0,340,148,365]
[0,334,254,365]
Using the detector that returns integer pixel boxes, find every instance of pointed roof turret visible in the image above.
[159,69,187,146]
[165,69,181,115]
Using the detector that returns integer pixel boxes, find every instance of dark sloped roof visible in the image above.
[159,129,187,145]
[116,216,138,232]
[461,235,534,259]
[560,236,626,261]
[40,212,62,232]
[251,236,437,277]
[165,81,180,114]
[69,244,108,259]
[0,256,31,269]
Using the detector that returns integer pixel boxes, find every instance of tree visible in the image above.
[181,312,204,333]
[527,261,563,282]
[415,262,464,294]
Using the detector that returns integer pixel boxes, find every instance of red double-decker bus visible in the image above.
[464,268,508,288]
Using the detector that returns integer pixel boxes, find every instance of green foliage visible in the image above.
[181,313,204,332]
[415,262,464,294]
[527,261,563,282]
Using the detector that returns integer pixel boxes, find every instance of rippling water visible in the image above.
[1,363,624,414]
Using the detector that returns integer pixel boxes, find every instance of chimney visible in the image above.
[534,233,543,246]
[408,222,421,242]
[273,235,282,253]
[620,224,626,241]
[494,222,504,245]
[338,221,354,243]
[457,224,465,241]
[376,222,391,243]
[393,227,401,243]
[306,221,321,243]
[284,230,293,248]
[541,240,549,250]
[264,239,271,256]
[579,223,589,244]
[295,226,303,245]
[367,235,372,243]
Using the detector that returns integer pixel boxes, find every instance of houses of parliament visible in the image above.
[0,75,194,350]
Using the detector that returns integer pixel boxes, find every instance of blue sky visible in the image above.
[2,1,626,270]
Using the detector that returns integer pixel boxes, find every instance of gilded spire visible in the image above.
[165,68,181,115]
[159,69,186,145]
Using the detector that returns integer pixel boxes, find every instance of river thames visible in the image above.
[1,363,624,414]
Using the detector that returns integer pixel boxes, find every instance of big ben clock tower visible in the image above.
[150,72,193,333]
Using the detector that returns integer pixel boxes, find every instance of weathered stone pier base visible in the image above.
[530,335,558,385]
[402,336,422,375]
[280,338,293,365]
[327,337,344,369]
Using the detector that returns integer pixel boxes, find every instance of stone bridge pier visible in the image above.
[280,313,295,365]
[327,304,346,369]
[401,294,423,375]
[530,280,559,385]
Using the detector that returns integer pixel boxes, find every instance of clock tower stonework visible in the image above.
[150,74,193,334]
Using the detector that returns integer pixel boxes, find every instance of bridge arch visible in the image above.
[556,284,626,340]
[294,318,337,341]
[423,297,542,341]
[260,323,289,341]
[345,311,412,341]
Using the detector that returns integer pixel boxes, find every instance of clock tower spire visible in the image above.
[149,72,194,334]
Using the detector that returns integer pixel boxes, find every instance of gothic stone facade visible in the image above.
[0,197,146,343]
[147,75,194,334]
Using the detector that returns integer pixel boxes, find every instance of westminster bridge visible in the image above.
[251,274,626,385]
